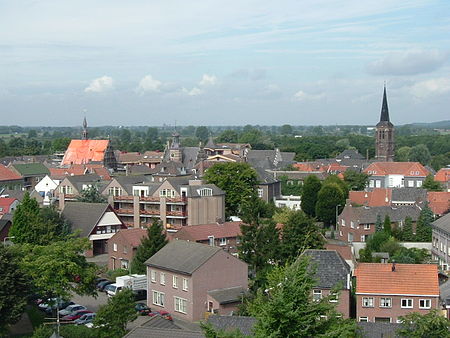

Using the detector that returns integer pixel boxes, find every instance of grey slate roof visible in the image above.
[336,149,365,160]
[145,240,221,275]
[184,184,225,197]
[207,316,256,337]
[142,315,183,329]
[254,167,278,184]
[432,212,450,234]
[352,205,421,223]
[245,149,295,170]
[391,188,427,203]
[124,327,204,338]
[207,286,246,305]
[302,250,351,289]
[61,202,109,237]
[357,322,401,338]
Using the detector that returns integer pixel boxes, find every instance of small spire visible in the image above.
[82,115,88,140]
[379,84,390,122]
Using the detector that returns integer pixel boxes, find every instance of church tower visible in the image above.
[375,86,395,161]
[82,117,88,140]
[169,131,182,162]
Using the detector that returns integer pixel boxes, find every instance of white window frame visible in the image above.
[173,275,178,289]
[341,219,346,226]
[152,291,165,307]
[417,180,423,187]
[151,270,156,283]
[362,297,374,308]
[219,238,227,246]
[419,299,431,309]
[174,296,187,314]
[313,290,322,302]
[401,299,413,309]
[408,180,414,187]
[182,278,188,291]
[350,221,355,229]
[369,180,374,188]
[375,180,381,188]
[364,224,370,230]
[361,235,366,242]
[208,236,215,246]
[329,292,338,303]
[380,297,392,308]
[257,188,263,198]
[113,243,117,252]
[160,272,165,285]
[359,317,369,322]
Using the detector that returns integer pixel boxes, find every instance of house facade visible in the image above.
[9,163,50,191]
[364,162,429,189]
[145,240,248,321]
[108,228,147,270]
[354,263,439,323]
[431,213,450,270]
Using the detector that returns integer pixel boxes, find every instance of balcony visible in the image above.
[113,195,134,201]
[166,210,188,218]
[140,196,160,203]
[115,208,134,215]
[166,197,187,204]
[140,209,160,216]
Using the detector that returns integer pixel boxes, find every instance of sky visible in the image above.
[0,0,449,127]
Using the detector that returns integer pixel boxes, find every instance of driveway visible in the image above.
[71,291,109,312]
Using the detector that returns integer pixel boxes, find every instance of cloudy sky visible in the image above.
[1,0,449,126]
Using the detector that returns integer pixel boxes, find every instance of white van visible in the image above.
[106,283,123,297]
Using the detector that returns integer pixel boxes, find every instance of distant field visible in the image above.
[0,133,28,139]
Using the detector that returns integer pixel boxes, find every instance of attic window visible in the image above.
[197,188,213,197]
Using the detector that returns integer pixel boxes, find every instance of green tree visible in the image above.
[131,220,168,274]
[343,170,369,191]
[323,175,349,198]
[315,184,345,226]
[39,206,71,239]
[216,130,239,143]
[195,126,209,143]
[280,211,325,264]
[94,288,138,338]
[416,204,433,242]
[77,185,107,203]
[398,217,414,241]
[422,174,443,191]
[383,215,392,235]
[201,322,246,338]
[397,309,450,338]
[375,214,383,232]
[0,246,29,335]
[395,146,411,162]
[301,175,322,217]
[20,238,97,300]
[409,144,432,165]
[204,162,258,218]
[248,256,356,337]
[280,124,293,135]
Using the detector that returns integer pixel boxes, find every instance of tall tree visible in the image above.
[397,309,450,338]
[248,256,356,337]
[415,204,433,242]
[398,217,414,242]
[204,162,258,218]
[94,288,137,338]
[315,183,345,226]
[131,220,168,274]
[409,144,431,166]
[0,246,29,335]
[195,126,209,143]
[375,214,383,232]
[343,170,369,191]
[280,211,325,264]
[422,174,443,192]
[301,175,322,217]
[323,174,349,198]
[383,215,392,235]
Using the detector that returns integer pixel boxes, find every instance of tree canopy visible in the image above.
[397,309,450,338]
[315,183,345,226]
[76,185,107,203]
[422,174,443,191]
[301,175,322,217]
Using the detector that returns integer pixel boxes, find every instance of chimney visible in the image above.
[216,217,223,225]
[391,262,396,272]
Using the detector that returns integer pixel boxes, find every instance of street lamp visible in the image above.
[335,205,341,233]
[3,236,15,245]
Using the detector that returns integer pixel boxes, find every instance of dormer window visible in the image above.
[197,188,213,197]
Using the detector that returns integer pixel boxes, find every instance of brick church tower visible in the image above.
[375,86,395,161]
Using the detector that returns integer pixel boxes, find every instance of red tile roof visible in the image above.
[435,168,450,183]
[114,228,147,248]
[0,197,18,214]
[49,164,111,180]
[354,263,439,296]
[61,140,110,165]
[293,163,316,172]
[0,164,22,181]
[349,189,392,207]
[173,222,242,242]
[364,162,429,177]
[428,192,450,216]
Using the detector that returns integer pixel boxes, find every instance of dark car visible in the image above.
[133,289,147,301]
[45,301,75,315]
[62,309,92,321]
[135,303,151,315]
[148,310,173,321]
[97,280,114,291]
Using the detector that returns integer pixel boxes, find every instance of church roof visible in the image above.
[379,86,390,123]
[61,140,110,165]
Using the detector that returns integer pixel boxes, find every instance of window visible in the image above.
[419,299,431,309]
[160,272,165,285]
[369,180,374,188]
[123,245,128,254]
[408,180,414,187]
[151,270,156,283]
[401,299,413,308]
[380,297,392,308]
[257,189,263,198]
[417,180,423,187]
[208,236,215,246]
[329,292,338,303]
[174,297,187,314]
[152,291,165,307]
[313,290,322,302]
[359,317,369,322]
[120,259,129,269]
[197,188,213,197]
[182,278,188,291]
[341,219,346,226]
[348,233,354,242]
[361,235,366,242]
[113,243,117,252]
[219,238,227,246]
[362,297,374,308]
[364,224,370,230]
[376,180,381,188]
[173,276,178,289]
[350,221,355,229]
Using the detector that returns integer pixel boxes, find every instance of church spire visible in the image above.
[379,85,390,122]
[82,116,88,140]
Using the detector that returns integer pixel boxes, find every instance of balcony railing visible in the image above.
[115,208,134,215]
[166,210,188,217]
[166,197,187,203]
[113,195,134,201]
[140,209,160,215]
[140,196,160,202]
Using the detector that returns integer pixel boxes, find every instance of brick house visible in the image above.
[171,221,242,255]
[363,162,429,189]
[145,240,248,321]
[0,164,23,191]
[354,263,439,323]
[108,228,147,270]
[435,168,450,192]
[431,213,450,270]
[302,250,352,318]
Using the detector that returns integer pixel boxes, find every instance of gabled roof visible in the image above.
[11,163,49,176]
[435,168,450,183]
[174,222,242,242]
[207,316,256,337]
[0,164,22,181]
[112,228,147,248]
[364,162,429,176]
[61,202,110,237]
[349,189,391,206]
[0,198,18,214]
[354,263,439,296]
[346,204,421,223]
[336,149,365,160]
[183,184,225,197]
[432,212,450,234]
[357,322,401,338]
[61,139,110,165]
[145,240,222,275]
[302,250,351,289]
[428,191,450,216]
[208,286,246,305]
[392,188,427,202]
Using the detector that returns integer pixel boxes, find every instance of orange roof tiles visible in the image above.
[364,162,429,177]
[428,192,450,216]
[293,163,316,172]
[435,168,450,183]
[0,164,22,181]
[349,189,392,207]
[49,164,111,180]
[0,197,18,213]
[354,263,439,296]
[61,140,110,165]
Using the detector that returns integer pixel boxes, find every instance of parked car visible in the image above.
[44,300,75,315]
[38,298,58,311]
[61,310,92,321]
[97,280,114,291]
[106,283,123,297]
[133,289,147,301]
[59,304,87,316]
[148,310,173,321]
[75,313,96,325]
[135,303,151,316]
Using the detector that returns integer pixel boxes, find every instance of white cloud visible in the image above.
[182,87,203,96]
[410,77,450,99]
[199,74,217,87]
[293,90,324,101]
[84,76,114,93]
[136,74,162,94]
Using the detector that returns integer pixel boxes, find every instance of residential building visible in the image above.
[108,228,147,270]
[274,195,302,210]
[172,221,242,255]
[0,197,19,215]
[9,163,50,191]
[116,151,164,169]
[61,202,127,256]
[375,86,395,162]
[0,164,23,191]
[302,250,352,318]
[338,202,421,243]
[34,175,60,205]
[49,164,111,181]
[431,213,450,270]
[354,263,439,323]
[145,240,248,321]
[124,315,203,338]
[364,162,429,188]
[56,174,108,205]
[435,167,450,192]
[206,286,247,316]
[0,214,13,242]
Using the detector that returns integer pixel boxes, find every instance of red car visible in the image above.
[61,310,92,321]
[148,310,173,321]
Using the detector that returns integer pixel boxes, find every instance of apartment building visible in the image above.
[431,213,450,270]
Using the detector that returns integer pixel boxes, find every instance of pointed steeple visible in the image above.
[82,116,88,140]
[379,85,390,122]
